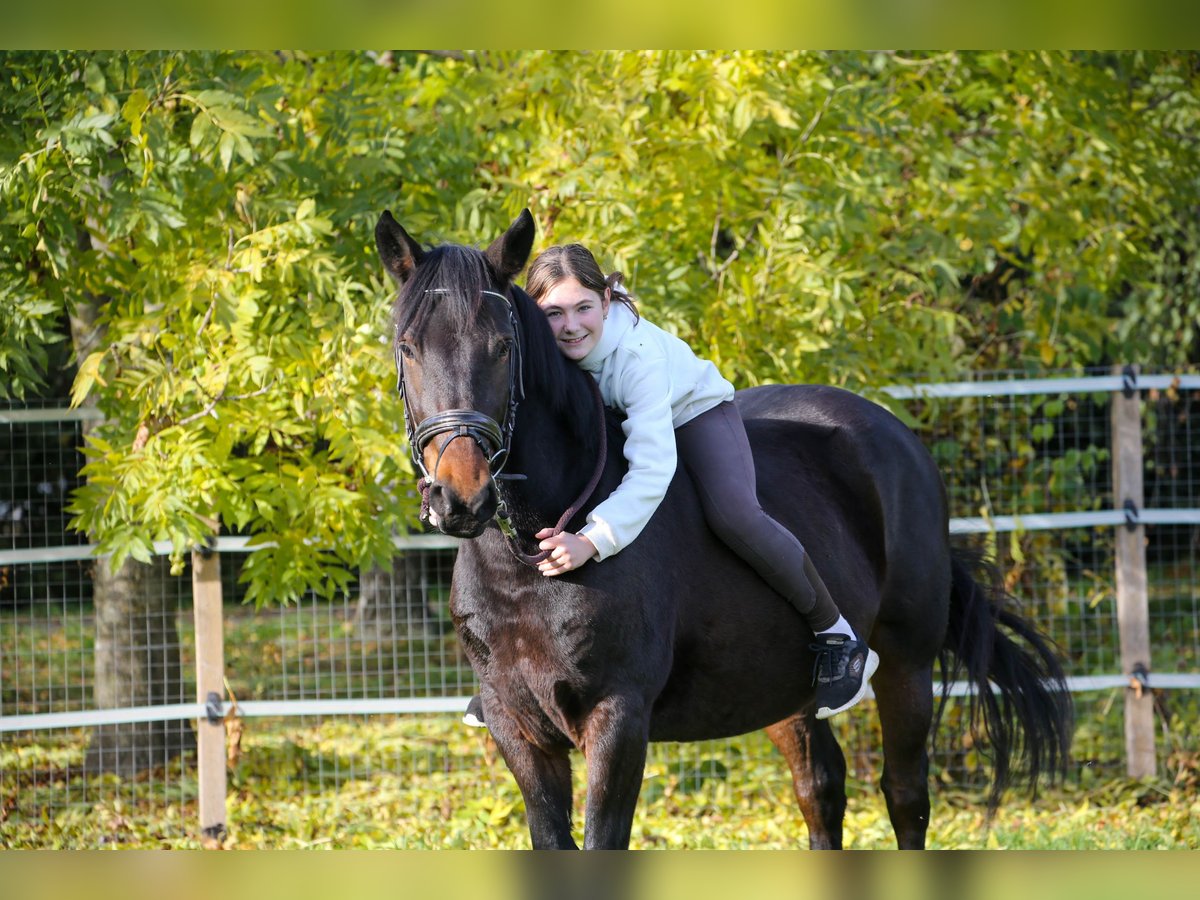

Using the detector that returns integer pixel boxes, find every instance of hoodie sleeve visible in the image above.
[578,346,677,560]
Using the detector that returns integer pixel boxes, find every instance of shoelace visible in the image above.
[809,640,850,684]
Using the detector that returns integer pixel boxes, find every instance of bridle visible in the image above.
[394,286,607,567]
[394,288,523,485]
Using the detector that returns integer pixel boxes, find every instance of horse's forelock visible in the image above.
[389,244,599,456]
[392,245,492,344]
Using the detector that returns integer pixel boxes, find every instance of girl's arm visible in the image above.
[575,349,677,561]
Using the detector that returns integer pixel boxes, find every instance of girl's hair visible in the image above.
[524,243,640,321]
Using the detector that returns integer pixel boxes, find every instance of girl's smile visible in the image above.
[537,277,610,361]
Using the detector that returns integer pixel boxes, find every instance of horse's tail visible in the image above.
[937,545,1074,813]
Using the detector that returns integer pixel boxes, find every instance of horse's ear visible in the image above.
[484,209,535,284]
[375,210,425,285]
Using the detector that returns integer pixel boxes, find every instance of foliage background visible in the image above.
[2,50,1198,604]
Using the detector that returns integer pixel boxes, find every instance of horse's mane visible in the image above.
[392,241,600,456]
[392,244,491,340]
[509,282,601,457]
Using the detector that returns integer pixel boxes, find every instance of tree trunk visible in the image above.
[352,551,445,642]
[83,555,194,776]
[70,252,195,775]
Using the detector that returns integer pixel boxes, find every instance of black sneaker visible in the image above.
[462,694,487,728]
[810,635,879,720]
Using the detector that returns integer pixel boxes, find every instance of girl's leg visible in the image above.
[674,401,840,631]
[675,401,878,719]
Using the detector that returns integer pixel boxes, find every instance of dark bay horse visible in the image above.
[375,208,1072,849]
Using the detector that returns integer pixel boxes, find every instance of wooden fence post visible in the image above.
[191,544,228,844]
[1111,364,1156,778]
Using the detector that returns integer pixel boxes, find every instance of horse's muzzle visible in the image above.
[427,480,498,538]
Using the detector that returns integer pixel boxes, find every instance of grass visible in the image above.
[3,715,1199,850]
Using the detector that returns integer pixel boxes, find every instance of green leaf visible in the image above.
[71,351,106,408]
[218,131,235,171]
[190,111,214,147]
[84,60,106,94]
[121,89,150,137]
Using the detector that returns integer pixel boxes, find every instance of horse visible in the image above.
[374,208,1073,849]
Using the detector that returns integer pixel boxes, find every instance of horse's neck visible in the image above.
[505,388,601,532]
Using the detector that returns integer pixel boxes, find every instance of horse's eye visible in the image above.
[497,340,513,360]
[398,342,416,361]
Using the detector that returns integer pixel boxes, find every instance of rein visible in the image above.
[397,286,608,568]
[496,375,607,567]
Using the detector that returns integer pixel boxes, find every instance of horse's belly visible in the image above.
[648,704,800,743]
[646,602,818,742]
[647,685,809,743]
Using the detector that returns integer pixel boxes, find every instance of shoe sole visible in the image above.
[814,648,880,720]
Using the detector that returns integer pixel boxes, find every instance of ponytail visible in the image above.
[604,271,640,322]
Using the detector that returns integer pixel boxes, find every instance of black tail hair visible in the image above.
[937,545,1074,814]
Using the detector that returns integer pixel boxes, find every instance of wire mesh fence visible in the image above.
[3,370,1198,846]
[0,407,91,552]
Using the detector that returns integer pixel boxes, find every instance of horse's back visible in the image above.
[736,382,952,640]
[735,383,947,532]
[736,383,921,459]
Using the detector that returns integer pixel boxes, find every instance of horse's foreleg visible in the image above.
[871,659,934,849]
[486,709,577,849]
[765,714,847,849]
[580,694,650,849]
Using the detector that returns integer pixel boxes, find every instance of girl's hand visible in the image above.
[535,529,598,576]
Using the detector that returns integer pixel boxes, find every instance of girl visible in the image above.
[465,245,877,728]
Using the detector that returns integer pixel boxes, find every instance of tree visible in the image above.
[2,51,420,605]
[1,50,423,773]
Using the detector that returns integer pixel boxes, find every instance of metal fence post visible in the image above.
[191,543,228,844]
[1111,364,1156,778]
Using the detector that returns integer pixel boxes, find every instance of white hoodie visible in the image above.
[576,301,735,560]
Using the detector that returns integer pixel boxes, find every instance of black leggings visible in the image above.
[674,400,840,632]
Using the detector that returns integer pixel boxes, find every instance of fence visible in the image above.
[2,368,1199,846]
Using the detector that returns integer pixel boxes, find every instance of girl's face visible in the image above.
[537,277,610,361]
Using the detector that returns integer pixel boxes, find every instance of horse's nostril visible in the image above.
[469,484,498,519]
[427,481,494,535]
